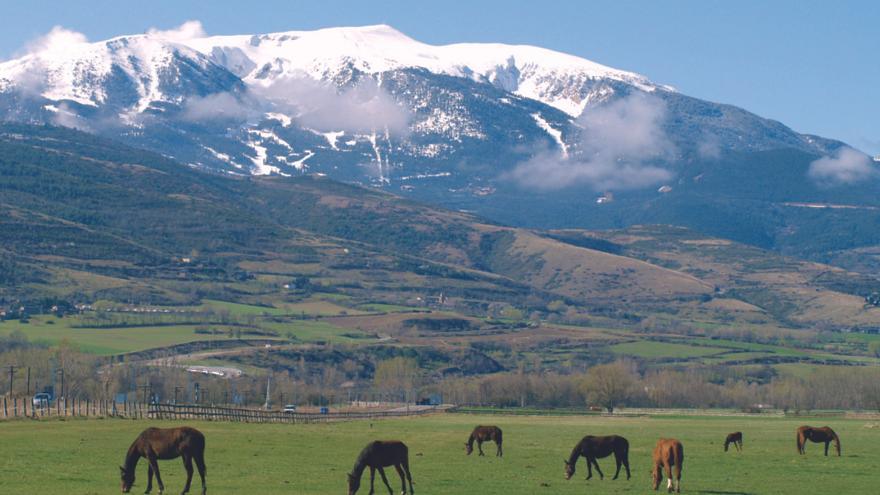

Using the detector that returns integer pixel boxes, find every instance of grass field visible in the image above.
[1,413,876,494]
[0,317,234,355]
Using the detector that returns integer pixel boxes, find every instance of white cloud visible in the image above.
[808,147,875,185]
[254,76,411,135]
[146,21,206,42]
[21,26,89,56]
[508,93,673,191]
[181,92,255,122]
[48,102,90,131]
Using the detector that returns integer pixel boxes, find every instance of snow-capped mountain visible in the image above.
[2,24,868,257]
[186,24,666,117]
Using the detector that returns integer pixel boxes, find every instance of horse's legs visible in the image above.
[738,440,743,452]
[369,467,376,495]
[148,456,165,495]
[593,458,604,480]
[665,464,674,493]
[402,458,414,495]
[612,454,622,480]
[824,441,829,456]
[181,455,194,495]
[585,456,593,480]
[496,440,502,457]
[673,464,682,494]
[377,467,394,495]
[394,464,407,495]
[146,465,154,494]
[477,439,484,456]
[193,453,207,495]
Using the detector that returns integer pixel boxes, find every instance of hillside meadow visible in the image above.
[1,413,877,494]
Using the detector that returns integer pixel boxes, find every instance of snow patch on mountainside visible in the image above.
[532,113,568,158]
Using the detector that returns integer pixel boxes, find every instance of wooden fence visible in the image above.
[147,403,444,423]
[1,397,443,423]
[1,396,150,419]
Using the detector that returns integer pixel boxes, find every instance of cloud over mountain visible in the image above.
[508,93,673,191]
[808,147,875,185]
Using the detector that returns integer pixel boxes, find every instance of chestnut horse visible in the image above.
[465,425,503,457]
[652,438,683,493]
[797,426,840,456]
[348,440,414,495]
[724,432,743,452]
[120,426,206,495]
[564,435,631,481]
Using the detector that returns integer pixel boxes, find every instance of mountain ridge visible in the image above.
[1,24,876,267]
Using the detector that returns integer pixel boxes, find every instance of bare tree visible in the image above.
[580,361,638,413]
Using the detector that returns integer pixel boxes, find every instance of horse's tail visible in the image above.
[724,438,729,452]
[832,432,841,456]
[796,430,804,454]
[495,428,503,444]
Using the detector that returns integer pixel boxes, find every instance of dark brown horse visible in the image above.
[564,435,630,481]
[724,431,743,452]
[465,425,503,457]
[120,426,206,495]
[652,438,683,493]
[797,426,840,456]
[348,440,414,495]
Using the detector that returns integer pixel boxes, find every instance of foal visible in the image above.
[120,426,207,495]
[564,435,631,481]
[465,425,503,457]
[724,432,743,452]
[348,440,414,495]
[652,438,683,494]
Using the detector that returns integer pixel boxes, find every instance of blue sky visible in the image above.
[1,0,877,153]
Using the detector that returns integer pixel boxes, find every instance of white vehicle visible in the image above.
[282,404,297,414]
[33,392,52,408]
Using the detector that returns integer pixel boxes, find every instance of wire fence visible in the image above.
[1,396,445,423]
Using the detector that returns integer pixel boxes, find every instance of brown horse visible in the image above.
[348,440,414,495]
[564,435,631,481]
[724,432,743,452]
[797,426,841,456]
[652,438,683,493]
[120,426,206,495]
[465,425,503,457]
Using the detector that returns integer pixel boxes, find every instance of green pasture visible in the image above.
[1,413,876,494]
[0,316,234,355]
[608,341,727,359]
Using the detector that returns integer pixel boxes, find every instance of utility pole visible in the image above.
[264,373,272,410]
[139,381,151,403]
[26,367,30,396]
[7,365,17,396]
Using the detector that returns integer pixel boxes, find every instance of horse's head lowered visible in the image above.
[119,466,135,493]
[347,472,360,495]
[465,442,473,455]
[563,459,575,480]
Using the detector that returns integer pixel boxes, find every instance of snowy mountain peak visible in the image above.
[0,32,233,110]
[183,24,666,116]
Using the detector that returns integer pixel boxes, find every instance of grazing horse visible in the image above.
[797,426,841,456]
[120,426,207,495]
[564,435,631,481]
[465,425,503,457]
[652,438,683,493]
[348,440,414,495]
[724,432,743,452]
